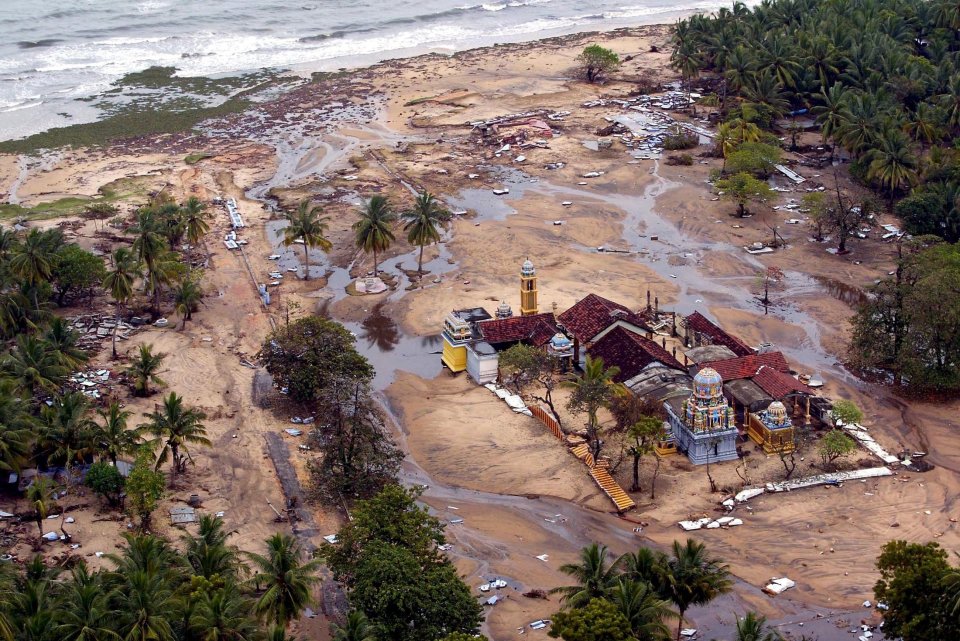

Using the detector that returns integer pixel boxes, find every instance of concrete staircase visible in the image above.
[590,467,636,513]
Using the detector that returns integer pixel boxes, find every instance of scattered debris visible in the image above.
[169,506,196,524]
[763,577,796,595]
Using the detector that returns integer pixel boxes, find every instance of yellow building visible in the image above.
[747,401,796,454]
[440,308,491,373]
[520,258,538,316]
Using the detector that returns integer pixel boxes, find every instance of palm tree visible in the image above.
[8,228,55,312]
[184,515,240,580]
[353,195,396,277]
[245,533,322,627]
[25,476,58,539]
[905,102,943,148]
[126,344,166,397]
[3,335,69,398]
[130,209,178,311]
[864,127,919,197]
[735,612,784,641]
[173,274,203,329]
[103,247,140,359]
[564,356,622,460]
[401,191,449,277]
[111,569,178,641]
[190,588,259,641]
[331,610,378,641]
[0,380,36,473]
[0,560,16,641]
[43,317,88,369]
[607,578,675,640]
[55,564,120,641]
[142,392,209,478]
[550,543,620,608]
[617,547,670,591]
[811,82,851,153]
[662,539,732,641]
[41,392,97,474]
[182,197,211,247]
[283,199,332,281]
[93,402,140,465]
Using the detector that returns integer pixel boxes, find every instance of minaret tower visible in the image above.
[520,258,538,316]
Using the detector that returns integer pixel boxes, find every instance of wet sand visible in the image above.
[2,23,958,641]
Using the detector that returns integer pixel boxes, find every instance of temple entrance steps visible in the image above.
[569,443,596,468]
[590,467,636,513]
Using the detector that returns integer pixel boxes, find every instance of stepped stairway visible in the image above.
[590,467,636,513]
[569,443,595,468]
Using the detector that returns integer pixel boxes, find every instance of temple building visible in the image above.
[441,307,493,373]
[664,367,739,465]
[747,400,796,454]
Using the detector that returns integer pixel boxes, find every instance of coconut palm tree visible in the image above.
[55,564,119,641]
[617,547,670,591]
[662,539,732,641]
[182,197,210,247]
[331,610,378,641]
[811,82,851,152]
[93,402,140,466]
[3,335,69,398]
[550,543,620,608]
[0,381,36,473]
[174,274,203,329]
[245,533,322,627]
[8,229,55,312]
[735,612,784,641]
[41,392,97,473]
[103,247,140,359]
[607,578,675,640]
[353,195,396,277]
[904,102,943,148]
[25,476,58,539]
[184,515,240,580]
[283,199,332,281]
[126,344,166,397]
[111,569,178,641]
[401,191,449,277]
[865,127,919,196]
[43,317,88,369]
[190,588,259,641]
[142,392,209,478]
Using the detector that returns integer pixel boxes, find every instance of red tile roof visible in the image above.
[701,351,790,382]
[753,365,814,399]
[557,294,649,343]
[684,312,754,357]
[589,326,685,383]
[478,313,559,347]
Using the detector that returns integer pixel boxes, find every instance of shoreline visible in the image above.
[0,20,686,153]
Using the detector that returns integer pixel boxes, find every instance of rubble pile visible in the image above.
[68,368,114,400]
[68,314,139,351]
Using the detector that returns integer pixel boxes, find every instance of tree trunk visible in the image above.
[650,454,661,499]
[417,243,425,277]
[631,452,641,492]
[303,243,310,281]
[373,248,379,277]
[738,202,746,217]
[676,611,685,641]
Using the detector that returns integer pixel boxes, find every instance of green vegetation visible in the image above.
[850,240,960,392]
[672,0,960,239]
[661,127,699,151]
[875,540,960,641]
[565,355,623,460]
[321,484,484,641]
[714,172,774,217]
[283,199,332,281]
[548,539,733,641]
[0,517,320,639]
[353,195,396,276]
[577,44,621,84]
[817,429,857,468]
[258,316,400,501]
[184,151,215,165]
[402,191,450,277]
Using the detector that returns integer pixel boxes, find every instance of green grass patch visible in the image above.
[184,151,215,165]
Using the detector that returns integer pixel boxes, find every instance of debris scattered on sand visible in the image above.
[763,577,796,595]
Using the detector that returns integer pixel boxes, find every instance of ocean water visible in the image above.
[0,0,732,142]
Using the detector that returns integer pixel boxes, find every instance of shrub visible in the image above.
[662,127,699,150]
[666,153,694,166]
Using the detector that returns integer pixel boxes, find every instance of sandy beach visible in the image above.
[2,23,958,641]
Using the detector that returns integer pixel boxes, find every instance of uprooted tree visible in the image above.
[577,44,621,84]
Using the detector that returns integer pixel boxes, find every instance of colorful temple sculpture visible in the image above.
[664,367,739,465]
[747,400,796,454]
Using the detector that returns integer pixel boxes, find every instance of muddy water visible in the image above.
[247,117,881,639]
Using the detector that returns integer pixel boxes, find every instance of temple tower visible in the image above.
[519,258,538,316]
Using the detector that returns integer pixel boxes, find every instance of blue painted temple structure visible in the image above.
[665,367,739,465]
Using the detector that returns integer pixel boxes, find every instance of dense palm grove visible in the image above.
[671,0,960,392]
